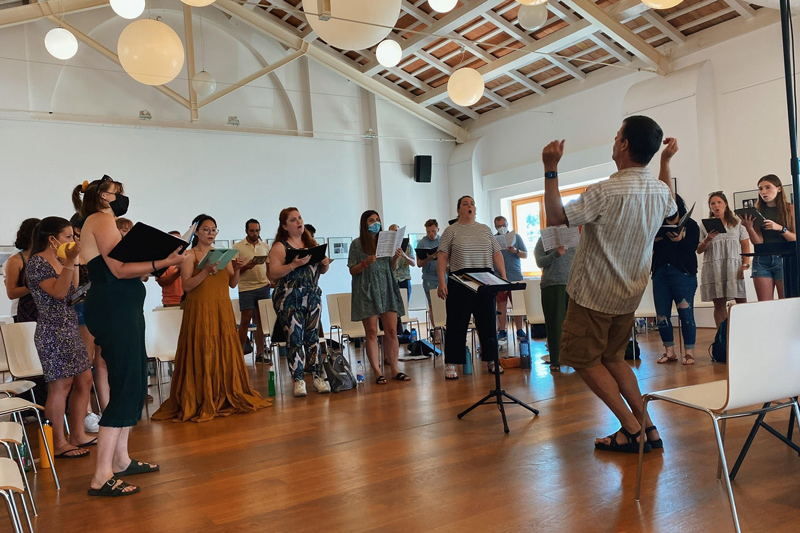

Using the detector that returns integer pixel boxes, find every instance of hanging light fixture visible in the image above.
[192,70,217,97]
[45,27,78,60]
[118,19,185,86]
[517,4,549,31]
[429,0,458,13]
[376,39,402,68]
[180,0,216,7]
[110,0,145,19]
[447,67,484,107]
[302,0,402,50]
[515,0,549,5]
[641,0,683,8]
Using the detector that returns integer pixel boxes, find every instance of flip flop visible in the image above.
[114,459,160,477]
[394,372,411,382]
[682,354,695,366]
[375,375,387,385]
[55,447,89,459]
[87,477,140,497]
[77,437,98,448]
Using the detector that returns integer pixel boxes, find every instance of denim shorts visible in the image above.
[422,278,439,305]
[74,302,86,326]
[239,285,270,311]
[752,254,783,281]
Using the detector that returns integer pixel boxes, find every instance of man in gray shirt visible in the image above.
[542,116,678,454]
[494,216,528,345]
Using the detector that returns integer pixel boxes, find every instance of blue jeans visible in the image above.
[752,254,784,281]
[652,265,697,349]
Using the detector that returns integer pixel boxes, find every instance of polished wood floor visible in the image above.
[16,328,800,532]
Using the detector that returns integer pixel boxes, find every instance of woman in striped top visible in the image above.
[437,196,506,380]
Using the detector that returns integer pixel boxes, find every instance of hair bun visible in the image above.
[81,180,89,192]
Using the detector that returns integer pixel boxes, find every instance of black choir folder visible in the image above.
[416,247,438,259]
[108,222,189,264]
[284,243,328,265]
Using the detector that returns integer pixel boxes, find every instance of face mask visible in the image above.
[498,226,508,235]
[56,241,75,261]
[368,222,381,234]
[109,193,129,217]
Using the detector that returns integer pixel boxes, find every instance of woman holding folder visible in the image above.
[153,214,271,422]
[75,175,186,497]
[348,210,409,384]
[268,207,331,397]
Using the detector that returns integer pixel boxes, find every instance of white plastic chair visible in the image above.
[408,284,428,313]
[336,294,384,374]
[522,279,545,339]
[0,456,31,533]
[257,299,283,395]
[0,397,59,491]
[0,422,35,519]
[231,298,259,364]
[635,298,800,533]
[399,290,421,337]
[144,310,184,404]
[325,293,344,348]
[428,289,447,367]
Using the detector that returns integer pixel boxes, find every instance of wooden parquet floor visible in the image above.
[18,329,800,532]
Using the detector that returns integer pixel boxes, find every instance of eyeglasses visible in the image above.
[200,228,219,235]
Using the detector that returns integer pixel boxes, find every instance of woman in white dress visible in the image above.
[697,191,751,327]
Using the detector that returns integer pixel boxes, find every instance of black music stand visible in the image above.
[452,272,539,433]
[729,243,800,478]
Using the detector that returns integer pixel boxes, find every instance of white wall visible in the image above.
[0,8,457,325]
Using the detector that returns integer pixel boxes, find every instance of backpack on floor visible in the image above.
[322,352,356,392]
[709,318,728,363]
[624,337,640,360]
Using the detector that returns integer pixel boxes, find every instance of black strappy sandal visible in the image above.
[594,427,652,454]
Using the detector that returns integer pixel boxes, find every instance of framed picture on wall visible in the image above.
[328,237,352,260]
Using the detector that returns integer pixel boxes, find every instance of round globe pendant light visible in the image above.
[301,0,402,50]
[180,0,216,7]
[376,39,402,68]
[515,0,549,6]
[110,0,145,19]
[447,67,484,107]
[518,4,549,31]
[429,0,458,13]
[118,19,185,86]
[192,70,217,98]
[45,28,78,60]
[641,0,683,9]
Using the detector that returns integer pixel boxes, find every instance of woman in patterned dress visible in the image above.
[26,217,95,458]
[347,210,409,384]
[268,207,331,397]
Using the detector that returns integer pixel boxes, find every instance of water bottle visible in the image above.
[38,420,54,469]
[463,346,473,375]
[356,361,365,383]
[268,370,276,397]
[411,328,418,343]
[520,339,531,369]
[19,442,31,473]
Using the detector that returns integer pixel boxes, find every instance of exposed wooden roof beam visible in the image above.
[640,11,686,44]
[0,0,107,29]
[589,32,632,64]
[214,0,467,140]
[560,0,669,74]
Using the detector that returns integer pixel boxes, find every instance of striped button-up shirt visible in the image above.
[564,167,677,315]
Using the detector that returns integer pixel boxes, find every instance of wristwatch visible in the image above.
[781,226,788,234]
[544,171,558,179]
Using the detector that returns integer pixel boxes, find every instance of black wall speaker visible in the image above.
[414,155,432,183]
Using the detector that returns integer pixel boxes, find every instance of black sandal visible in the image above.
[594,427,652,454]
[114,459,160,477]
[394,372,411,381]
[645,425,663,449]
[375,375,387,385]
[87,477,140,497]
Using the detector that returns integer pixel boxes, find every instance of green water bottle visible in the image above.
[463,346,473,375]
[268,370,276,397]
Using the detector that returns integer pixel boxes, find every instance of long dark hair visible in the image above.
[31,217,72,255]
[708,192,738,229]
[358,210,379,255]
[757,174,795,232]
[191,214,216,247]
[72,175,124,218]
[14,218,41,251]
[274,207,316,248]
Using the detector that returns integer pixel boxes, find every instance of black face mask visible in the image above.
[110,194,129,217]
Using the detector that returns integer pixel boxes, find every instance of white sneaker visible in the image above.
[84,412,100,433]
[293,380,307,397]
[313,375,331,394]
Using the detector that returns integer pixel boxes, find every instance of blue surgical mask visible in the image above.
[368,222,381,234]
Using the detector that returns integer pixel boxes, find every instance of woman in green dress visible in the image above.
[347,210,410,384]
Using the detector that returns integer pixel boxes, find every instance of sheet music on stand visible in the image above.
[376,226,406,258]
[450,271,525,294]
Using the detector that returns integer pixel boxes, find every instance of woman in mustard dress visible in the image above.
[152,214,271,423]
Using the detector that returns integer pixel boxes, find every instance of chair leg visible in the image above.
[33,410,59,490]
[11,414,35,475]
[17,488,32,533]
[717,418,727,480]
[635,396,651,501]
[91,378,102,416]
[1,491,21,533]
[710,413,741,533]
[12,443,35,517]
[156,360,164,405]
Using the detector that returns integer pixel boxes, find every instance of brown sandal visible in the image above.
[657,353,678,364]
[682,354,695,365]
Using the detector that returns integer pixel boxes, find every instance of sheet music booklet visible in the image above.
[541,225,580,251]
[376,226,406,258]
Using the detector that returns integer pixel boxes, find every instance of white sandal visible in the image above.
[444,364,458,380]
